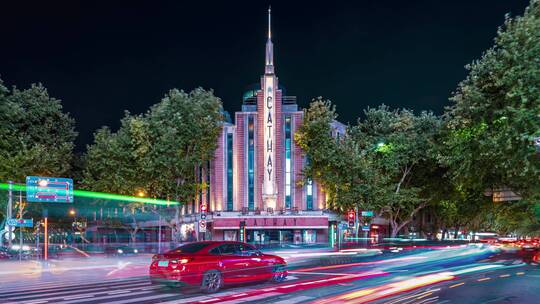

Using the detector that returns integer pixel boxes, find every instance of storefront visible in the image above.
[212,216,328,244]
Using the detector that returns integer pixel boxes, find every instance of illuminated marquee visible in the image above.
[263,76,276,203]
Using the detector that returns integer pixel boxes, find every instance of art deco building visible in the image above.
[205,8,345,244]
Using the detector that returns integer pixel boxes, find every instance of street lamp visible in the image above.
[69,209,76,216]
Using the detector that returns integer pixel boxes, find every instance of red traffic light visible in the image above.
[348,211,355,218]
[201,205,207,212]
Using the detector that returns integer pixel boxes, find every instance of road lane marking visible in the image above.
[516,272,525,275]
[477,277,491,282]
[448,282,465,288]
[499,274,511,278]
[386,290,435,304]
[416,292,433,300]
[417,296,439,304]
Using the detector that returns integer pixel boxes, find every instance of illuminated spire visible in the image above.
[265,6,274,74]
[268,5,271,39]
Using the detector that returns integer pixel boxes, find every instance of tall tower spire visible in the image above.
[265,6,274,74]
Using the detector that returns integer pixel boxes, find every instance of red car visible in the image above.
[149,241,287,293]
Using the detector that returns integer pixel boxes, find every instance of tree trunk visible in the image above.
[453,226,459,239]
[391,225,400,238]
[130,230,137,244]
[173,205,180,243]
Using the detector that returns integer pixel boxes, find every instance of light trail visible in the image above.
[0,183,180,206]
[313,272,455,304]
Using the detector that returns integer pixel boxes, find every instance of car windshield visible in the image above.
[171,242,211,254]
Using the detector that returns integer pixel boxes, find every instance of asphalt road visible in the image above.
[0,245,537,304]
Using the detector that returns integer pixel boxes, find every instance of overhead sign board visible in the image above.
[26,176,73,203]
[361,211,374,217]
[7,218,33,228]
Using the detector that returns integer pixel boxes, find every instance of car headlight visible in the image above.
[117,249,123,254]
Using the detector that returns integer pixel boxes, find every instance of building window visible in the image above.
[285,116,292,209]
[306,156,313,210]
[227,133,233,211]
[306,180,313,210]
[248,116,255,211]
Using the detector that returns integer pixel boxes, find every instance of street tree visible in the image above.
[143,88,222,242]
[0,79,77,222]
[444,0,540,202]
[82,88,223,242]
[350,105,443,237]
[82,114,150,243]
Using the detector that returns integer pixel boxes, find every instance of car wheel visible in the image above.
[270,265,287,283]
[201,270,222,293]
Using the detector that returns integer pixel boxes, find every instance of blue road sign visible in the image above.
[26,176,74,203]
[7,218,33,228]
[361,211,374,217]
[362,225,370,231]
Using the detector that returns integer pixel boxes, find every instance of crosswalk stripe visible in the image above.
[62,294,94,300]
[157,296,214,304]
[216,292,282,304]
[100,293,179,304]
[0,278,148,296]
[6,282,151,301]
[55,290,154,304]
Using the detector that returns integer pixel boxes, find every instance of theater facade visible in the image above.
[199,9,344,245]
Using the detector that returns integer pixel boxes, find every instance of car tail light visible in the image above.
[171,258,192,264]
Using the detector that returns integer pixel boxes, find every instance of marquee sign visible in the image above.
[262,75,277,207]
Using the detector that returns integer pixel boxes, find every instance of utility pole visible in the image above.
[7,181,13,247]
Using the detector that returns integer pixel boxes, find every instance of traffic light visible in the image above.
[239,221,246,242]
[348,210,355,228]
[201,204,207,219]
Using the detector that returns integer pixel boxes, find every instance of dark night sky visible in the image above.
[0,0,530,150]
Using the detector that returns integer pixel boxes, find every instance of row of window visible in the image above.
[224,115,314,212]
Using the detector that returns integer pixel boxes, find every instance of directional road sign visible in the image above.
[361,211,374,217]
[7,218,34,228]
[26,176,74,203]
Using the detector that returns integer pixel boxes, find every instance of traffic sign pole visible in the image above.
[19,226,22,261]
[158,214,162,253]
[7,181,13,247]
[44,217,48,261]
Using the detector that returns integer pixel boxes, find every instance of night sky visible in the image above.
[0,0,530,150]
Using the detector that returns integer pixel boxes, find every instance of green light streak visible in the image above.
[0,183,180,206]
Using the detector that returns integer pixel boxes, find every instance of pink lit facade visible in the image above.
[204,9,344,244]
